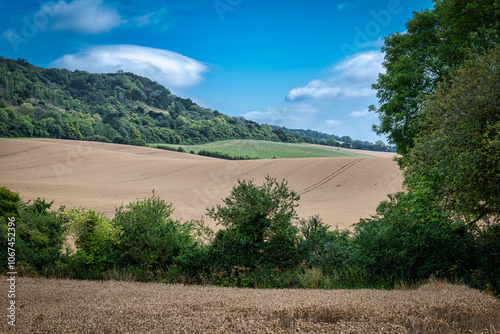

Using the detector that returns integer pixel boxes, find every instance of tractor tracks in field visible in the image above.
[230,161,277,182]
[297,158,363,196]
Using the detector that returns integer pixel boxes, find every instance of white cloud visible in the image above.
[332,51,384,80]
[286,80,341,101]
[349,109,375,118]
[39,0,125,34]
[49,45,209,87]
[286,51,384,102]
[357,36,385,49]
[325,119,343,127]
[241,103,318,128]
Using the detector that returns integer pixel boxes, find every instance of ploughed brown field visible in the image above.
[1,277,499,333]
[0,138,403,230]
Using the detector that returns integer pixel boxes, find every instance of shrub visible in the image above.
[0,186,21,219]
[474,224,500,295]
[112,192,197,273]
[87,134,109,142]
[207,176,301,270]
[10,198,66,275]
[297,215,355,275]
[197,149,257,160]
[353,186,473,285]
[61,207,122,278]
[131,138,147,146]
[0,187,22,271]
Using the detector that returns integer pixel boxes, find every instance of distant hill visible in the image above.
[0,56,394,152]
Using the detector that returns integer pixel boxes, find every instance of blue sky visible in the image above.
[1,0,434,143]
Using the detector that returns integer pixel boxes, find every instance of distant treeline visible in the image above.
[0,57,394,152]
[197,149,258,160]
[154,145,258,160]
[274,126,396,152]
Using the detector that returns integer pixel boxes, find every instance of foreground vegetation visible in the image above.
[1,175,498,295]
[150,140,371,159]
[1,277,498,333]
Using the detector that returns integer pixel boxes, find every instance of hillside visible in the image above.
[0,138,402,230]
[0,56,394,151]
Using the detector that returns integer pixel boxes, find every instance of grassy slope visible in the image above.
[151,140,372,159]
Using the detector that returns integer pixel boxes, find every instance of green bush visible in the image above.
[0,186,21,219]
[474,224,500,295]
[14,199,66,274]
[0,187,22,271]
[353,186,473,285]
[207,176,301,270]
[61,207,122,278]
[297,215,355,274]
[112,192,197,274]
[197,149,258,160]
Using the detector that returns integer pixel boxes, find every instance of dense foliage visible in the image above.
[404,47,500,226]
[0,57,281,145]
[354,188,473,285]
[0,56,393,151]
[0,187,67,276]
[363,0,500,294]
[371,0,500,156]
[207,177,301,270]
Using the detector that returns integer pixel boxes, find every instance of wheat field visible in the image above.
[1,276,499,333]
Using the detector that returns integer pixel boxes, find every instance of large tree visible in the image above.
[371,0,500,156]
[404,47,500,226]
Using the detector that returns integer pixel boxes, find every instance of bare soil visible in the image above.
[0,138,403,230]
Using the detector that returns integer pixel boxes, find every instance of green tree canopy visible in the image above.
[404,47,500,226]
[371,0,500,156]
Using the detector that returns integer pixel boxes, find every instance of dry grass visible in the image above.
[1,277,499,333]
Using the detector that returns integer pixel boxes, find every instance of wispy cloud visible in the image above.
[119,0,205,30]
[325,119,343,127]
[286,51,384,102]
[349,109,376,118]
[337,1,364,10]
[39,0,125,34]
[49,45,209,87]
[242,103,319,128]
